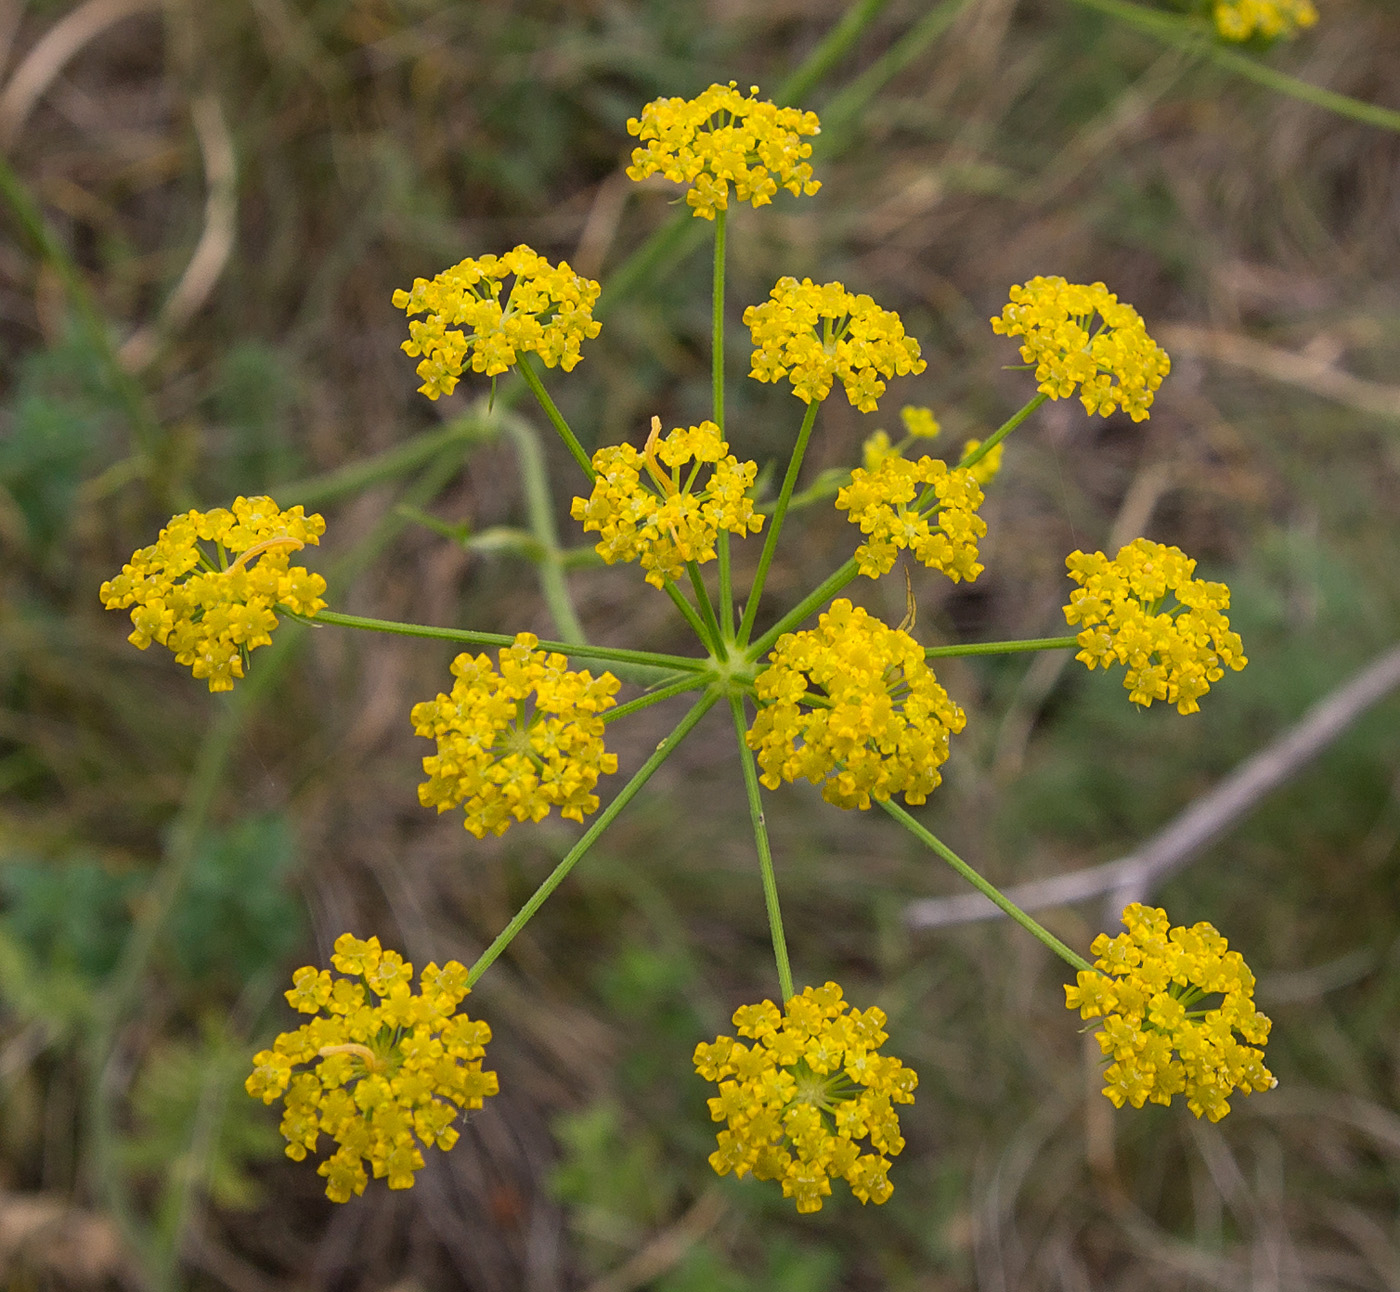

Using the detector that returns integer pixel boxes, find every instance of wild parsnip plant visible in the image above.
[102,82,1275,1216]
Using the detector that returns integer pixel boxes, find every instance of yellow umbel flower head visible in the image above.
[99,496,326,693]
[746,599,965,810]
[626,82,821,221]
[570,417,764,588]
[1065,904,1275,1121]
[246,934,498,1202]
[746,278,926,413]
[393,245,602,399]
[899,405,940,440]
[412,634,620,838]
[694,982,917,1214]
[1214,0,1317,41]
[836,455,986,582]
[991,276,1170,421]
[1064,537,1246,714]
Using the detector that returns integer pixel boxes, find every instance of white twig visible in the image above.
[906,644,1400,930]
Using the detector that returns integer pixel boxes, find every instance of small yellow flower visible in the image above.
[246,934,498,1202]
[991,276,1170,421]
[570,417,764,588]
[899,406,940,440]
[412,634,620,838]
[1213,0,1317,40]
[626,82,821,221]
[694,982,917,1213]
[746,599,965,810]
[836,455,986,582]
[99,497,326,692]
[746,278,926,413]
[1063,538,1246,714]
[1065,904,1275,1121]
[393,245,602,399]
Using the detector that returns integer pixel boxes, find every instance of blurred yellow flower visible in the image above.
[1065,904,1275,1121]
[899,406,940,439]
[747,599,965,810]
[571,417,763,588]
[412,634,619,837]
[694,981,917,1213]
[246,934,497,1202]
[1214,0,1317,40]
[99,496,326,692]
[746,278,926,412]
[626,82,821,220]
[991,276,1170,421]
[960,437,1003,486]
[393,245,601,398]
[1063,537,1246,714]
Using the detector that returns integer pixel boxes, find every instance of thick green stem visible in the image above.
[713,210,736,641]
[603,673,711,723]
[747,556,861,662]
[925,635,1078,659]
[737,400,822,647]
[729,695,795,1002]
[516,353,594,480]
[502,416,586,643]
[959,392,1048,472]
[467,691,720,985]
[1067,0,1400,134]
[306,607,705,680]
[880,800,1093,972]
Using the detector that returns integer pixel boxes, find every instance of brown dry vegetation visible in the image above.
[1,0,1399,1289]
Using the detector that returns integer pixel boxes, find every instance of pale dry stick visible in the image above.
[0,0,22,84]
[118,91,237,371]
[908,642,1400,930]
[0,0,160,149]
[581,1189,726,1292]
[572,170,632,282]
[1160,323,1400,422]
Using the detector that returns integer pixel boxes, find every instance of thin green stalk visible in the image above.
[959,392,1048,472]
[603,673,711,723]
[880,800,1093,973]
[737,400,822,647]
[502,415,586,643]
[1067,0,1400,134]
[664,581,720,655]
[467,690,720,986]
[687,561,724,653]
[712,208,727,433]
[925,635,1078,659]
[718,530,735,643]
[516,353,594,479]
[747,556,860,662]
[729,695,795,1002]
[307,607,706,679]
[283,414,499,508]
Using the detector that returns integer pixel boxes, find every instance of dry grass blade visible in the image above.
[0,0,160,148]
[581,1189,726,1292]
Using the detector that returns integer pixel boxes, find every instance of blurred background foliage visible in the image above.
[0,0,1398,1288]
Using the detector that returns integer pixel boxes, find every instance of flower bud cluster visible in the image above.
[836,455,986,582]
[1065,904,1275,1121]
[245,934,498,1202]
[412,634,620,837]
[746,277,926,412]
[626,82,821,221]
[99,496,326,692]
[1064,538,1246,714]
[991,276,1170,421]
[747,599,965,810]
[394,245,601,398]
[570,419,763,588]
[694,982,917,1214]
